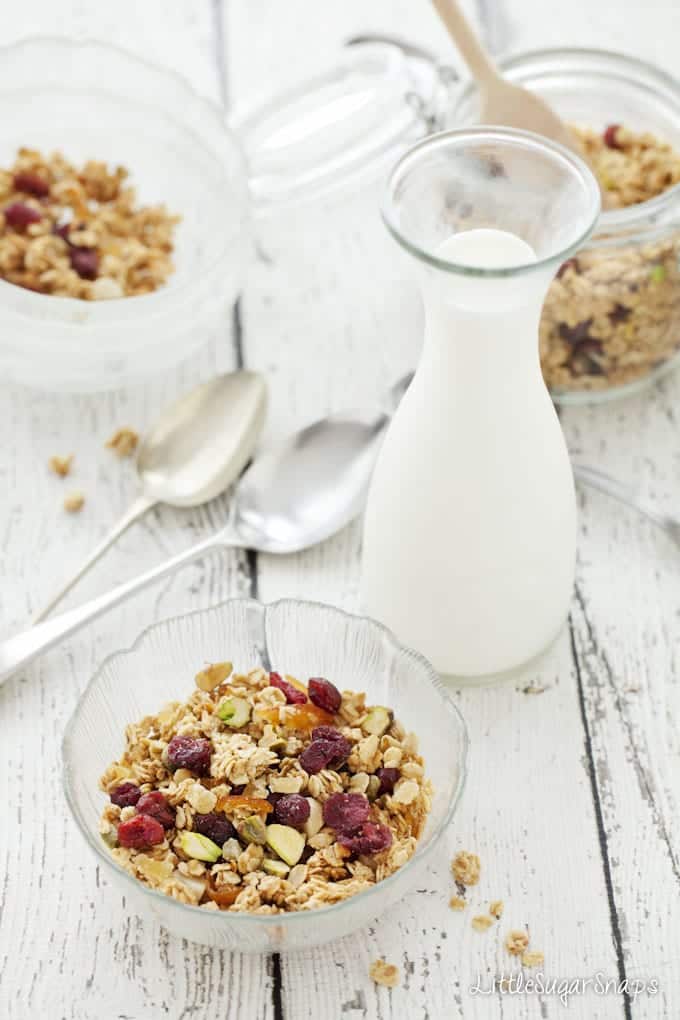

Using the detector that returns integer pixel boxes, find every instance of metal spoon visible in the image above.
[33,372,268,622]
[0,397,393,685]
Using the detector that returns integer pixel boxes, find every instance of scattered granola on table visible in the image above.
[451,850,480,887]
[369,959,401,988]
[449,894,466,911]
[0,148,179,299]
[63,491,85,513]
[505,929,530,956]
[98,664,433,913]
[489,899,504,919]
[49,454,73,478]
[540,124,680,394]
[522,950,545,968]
[106,427,139,458]
[471,914,494,933]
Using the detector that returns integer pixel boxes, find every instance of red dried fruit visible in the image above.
[4,202,42,228]
[167,735,212,775]
[136,790,175,829]
[117,813,165,849]
[375,767,400,796]
[110,781,141,808]
[338,821,393,855]
[299,739,341,775]
[69,247,99,280]
[193,811,235,845]
[310,725,343,743]
[308,677,341,714]
[269,671,307,705]
[53,222,71,241]
[309,725,350,767]
[273,794,310,831]
[322,792,370,835]
[13,171,49,198]
[603,124,622,150]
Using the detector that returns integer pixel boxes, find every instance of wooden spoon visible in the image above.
[431,0,581,155]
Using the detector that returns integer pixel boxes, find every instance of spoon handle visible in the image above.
[32,494,155,624]
[431,0,498,87]
[0,532,224,687]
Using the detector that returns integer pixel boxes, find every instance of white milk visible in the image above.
[361,228,576,679]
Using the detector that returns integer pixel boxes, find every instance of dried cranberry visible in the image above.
[110,781,141,808]
[193,811,235,845]
[375,767,400,797]
[269,671,307,705]
[53,222,71,241]
[299,739,338,775]
[4,202,42,229]
[603,124,622,149]
[309,726,350,767]
[338,821,393,855]
[231,784,247,796]
[13,171,49,198]
[274,794,310,831]
[117,813,165,849]
[558,318,593,345]
[608,302,631,325]
[69,247,99,280]
[136,791,175,829]
[308,677,341,714]
[167,735,212,775]
[322,793,370,835]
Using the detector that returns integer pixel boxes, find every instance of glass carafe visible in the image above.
[361,128,600,681]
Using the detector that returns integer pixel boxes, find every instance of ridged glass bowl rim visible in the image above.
[61,597,469,928]
[0,35,250,322]
[381,127,601,278]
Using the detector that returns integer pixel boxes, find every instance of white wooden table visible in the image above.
[2,2,680,1018]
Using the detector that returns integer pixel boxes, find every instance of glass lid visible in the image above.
[231,42,448,215]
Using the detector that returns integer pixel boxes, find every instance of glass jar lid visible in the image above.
[232,42,452,215]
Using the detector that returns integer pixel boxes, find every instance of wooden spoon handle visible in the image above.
[431,0,498,87]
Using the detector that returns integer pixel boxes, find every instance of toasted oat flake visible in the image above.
[49,454,73,477]
[471,914,494,933]
[106,427,139,458]
[64,491,85,513]
[489,899,504,919]
[449,895,466,911]
[505,929,530,956]
[369,959,400,988]
[195,661,233,692]
[451,850,480,887]
[522,950,544,968]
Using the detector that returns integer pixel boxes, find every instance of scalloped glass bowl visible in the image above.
[0,37,251,391]
[62,599,468,952]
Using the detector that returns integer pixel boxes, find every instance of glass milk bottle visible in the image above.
[362,128,600,681]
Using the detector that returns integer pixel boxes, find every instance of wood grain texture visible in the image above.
[2,0,679,1017]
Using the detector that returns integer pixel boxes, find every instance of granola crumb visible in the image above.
[451,850,480,886]
[521,685,545,695]
[195,661,233,692]
[505,929,530,956]
[471,914,494,933]
[63,491,85,513]
[522,950,544,968]
[369,959,400,988]
[489,899,504,919]
[106,427,139,458]
[449,895,466,911]
[49,454,73,477]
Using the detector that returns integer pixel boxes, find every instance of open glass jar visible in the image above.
[451,49,680,404]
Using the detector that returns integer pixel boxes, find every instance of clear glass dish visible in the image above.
[62,598,468,952]
[450,49,680,404]
[0,37,251,392]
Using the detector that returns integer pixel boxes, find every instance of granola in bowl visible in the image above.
[0,147,179,299]
[98,663,433,914]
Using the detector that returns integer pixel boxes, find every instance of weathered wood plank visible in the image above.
[0,3,273,1019]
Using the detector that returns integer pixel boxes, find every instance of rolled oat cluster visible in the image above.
[99,664,433,914]
[540,125,680,393]
[0,147,179,299]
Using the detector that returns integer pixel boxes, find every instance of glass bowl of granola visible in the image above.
[451,48,680,403]
[0,37,250,392]
[62,598,468,952]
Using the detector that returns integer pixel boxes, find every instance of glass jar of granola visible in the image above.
[451,48,680,403]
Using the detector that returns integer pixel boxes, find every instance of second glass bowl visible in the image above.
[452,48,680,404]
